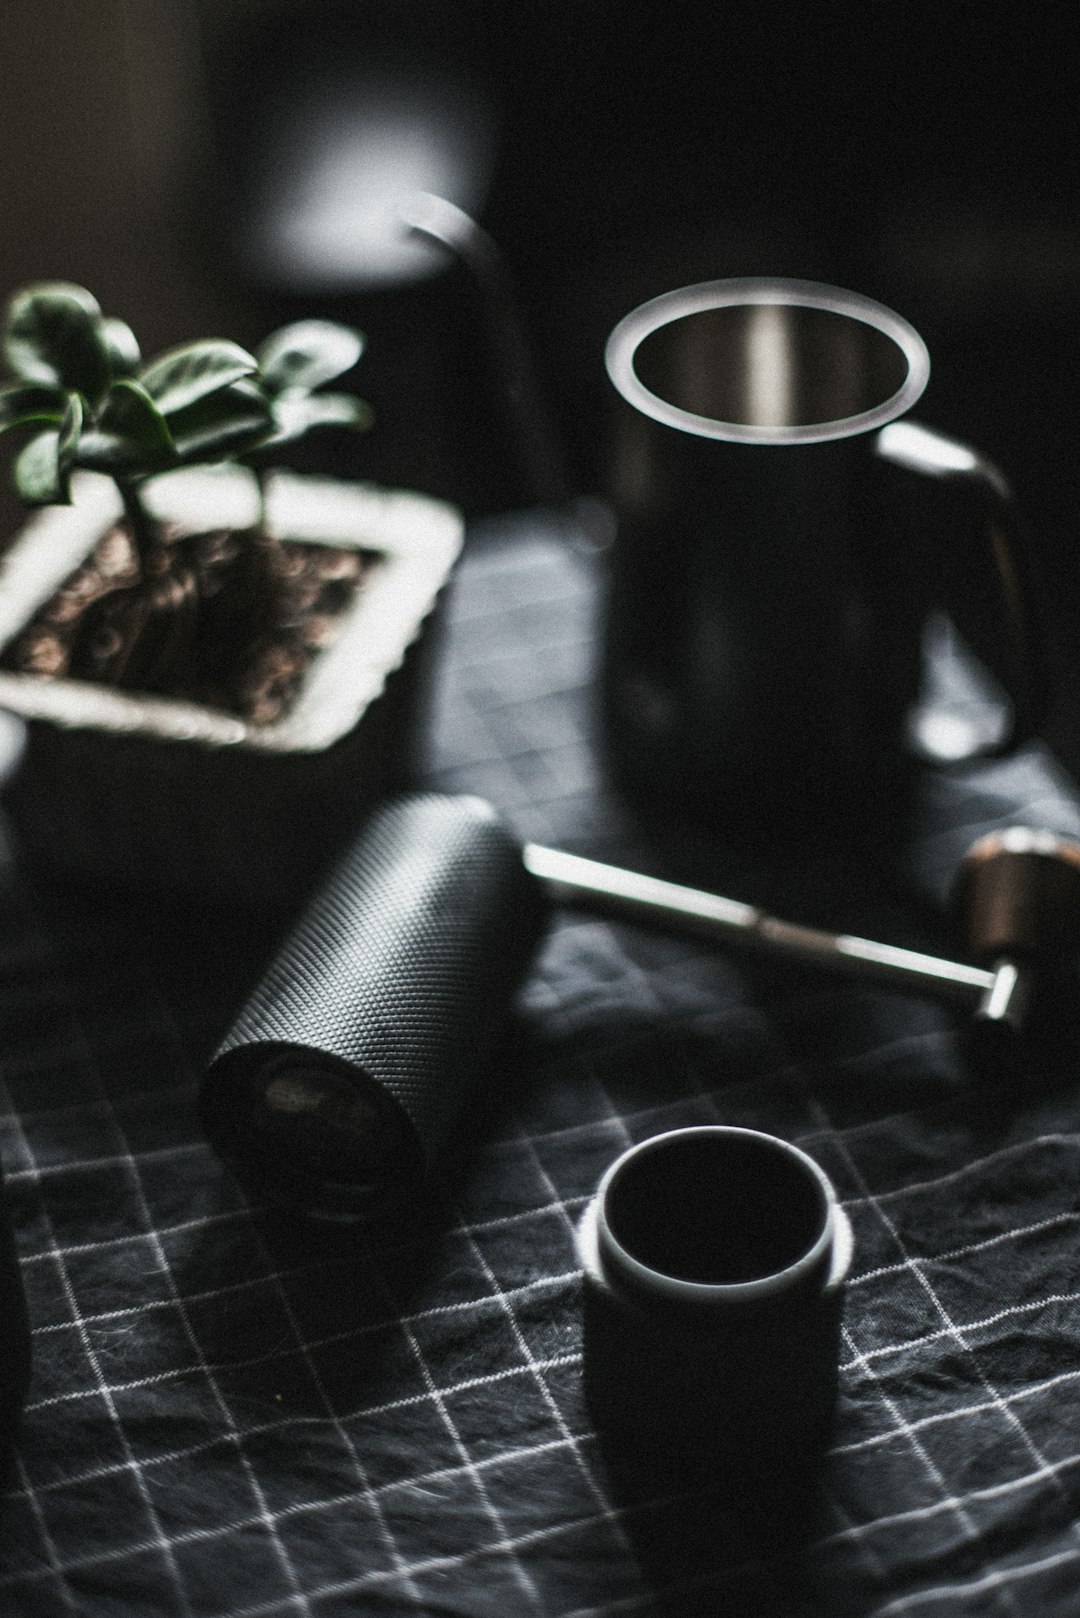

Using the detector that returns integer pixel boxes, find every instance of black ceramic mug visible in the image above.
[600,277,1041,839]
[578,1126,853,1486]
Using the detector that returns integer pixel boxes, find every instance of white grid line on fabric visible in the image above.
[425,742,594,803]
[558,1560,783,1618]
[437,636,595,697]
[0,1432,598,1598]
[459,1192,593,1237]
[464,1230,623,1537]
[23,1274,583,1412]
[241,1211,426,1607]
[48,1256,1080,1532]
[812,1099,1030,1618]
[12,1455,80,1616]
[442,628,596,681]
[834,1363,1080,1455]
[841,1233,1080,1581]
[57,956,318,1618]
[849,1209,1080,1288]
[471,1084,926,1158]
[822,1484,893,1587]
[118,1145,316,1618]
[5,1062,970,1185]
[118,968,543,1611]
[204,1485,732,1618]
[27,1232,588,1333]
[5,1139,207,1182]
[837,1318,995,1605]
[467,1133,631,1556]
[15,1187,593,1270]
[820,1447,1080,1545]
[30,1285,1080,1522]
[440,528,587,601]
[800,1109,1001,1608]
[208,1455,792,1618]
[838,1285,1080,1373]
[11,1355,586,1514]
[394,1300,546,1611]
[6,1111,197,1618]
[872,1546,1080,1617]
[17,1205,249,1264]
[834,1132,1080,1211]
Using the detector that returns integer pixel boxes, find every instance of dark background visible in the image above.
[198,4,1080,507]
[0,1,1078,763]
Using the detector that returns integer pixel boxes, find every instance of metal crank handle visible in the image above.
[522,844,1033,1034]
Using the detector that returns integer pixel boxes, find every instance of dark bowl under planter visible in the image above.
[0,467,463,913]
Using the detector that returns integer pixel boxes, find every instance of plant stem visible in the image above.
[251,463,269,533]
[117,477,158,566]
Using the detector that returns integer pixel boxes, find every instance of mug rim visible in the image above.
[592,1124,840,1306]
[605,276,931,445]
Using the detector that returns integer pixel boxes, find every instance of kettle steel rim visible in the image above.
[605,275,931,446]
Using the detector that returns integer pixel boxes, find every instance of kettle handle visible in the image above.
[874,419,1045,762]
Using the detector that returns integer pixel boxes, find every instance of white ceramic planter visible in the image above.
[0,467,463,911]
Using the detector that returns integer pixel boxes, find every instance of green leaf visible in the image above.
[58,391,83,472]
[168,377,274,462]
[256,320,364,397]
[258,391,372,451]
[0,382,68,435]
[3,283,111,402]
[100,317,141,378]
[139,340,259,416]
[13,394,82,504]
[13,429,67,505]
[76,380,176,474]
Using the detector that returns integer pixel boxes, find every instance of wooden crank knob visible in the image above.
[955,827,1080,966]
[953,827,1080,1034]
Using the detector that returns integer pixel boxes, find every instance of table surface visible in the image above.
[3,510,1080,1616]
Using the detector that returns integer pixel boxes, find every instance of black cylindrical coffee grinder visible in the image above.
[201,793,549,1222]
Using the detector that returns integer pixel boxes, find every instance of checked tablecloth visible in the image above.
[2,509,1080,1615]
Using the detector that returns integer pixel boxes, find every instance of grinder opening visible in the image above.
[603,1129,830,1287]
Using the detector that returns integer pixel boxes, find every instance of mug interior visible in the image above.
[603,1128,829,1287]
[606,278,930,444]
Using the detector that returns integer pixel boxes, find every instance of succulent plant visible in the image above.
[0,283,373,712]
[0,282,370,556]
